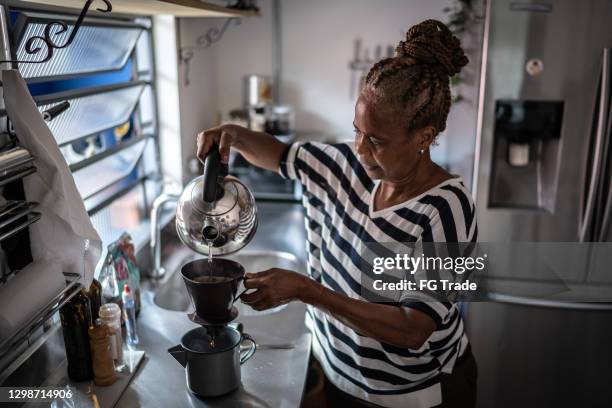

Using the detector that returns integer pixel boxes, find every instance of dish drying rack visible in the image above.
[0,272,82,383]
[0,145,40,283]
[0,144,83,383]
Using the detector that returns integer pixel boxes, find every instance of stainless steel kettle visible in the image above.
[175,146,257,256]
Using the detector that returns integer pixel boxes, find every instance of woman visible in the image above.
[197,19,477,408]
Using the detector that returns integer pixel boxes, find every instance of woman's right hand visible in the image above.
[196,123,287,173]
[196,124,245,164]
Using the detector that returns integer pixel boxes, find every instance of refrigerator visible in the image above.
[466,0,612,407]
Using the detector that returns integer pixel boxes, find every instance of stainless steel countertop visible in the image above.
[116,202,312,408]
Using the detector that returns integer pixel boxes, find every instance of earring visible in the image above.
[419,148,425,155]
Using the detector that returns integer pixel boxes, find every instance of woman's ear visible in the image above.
[416,125,438,149]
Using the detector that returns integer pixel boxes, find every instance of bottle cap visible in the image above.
[99,302,121,319]
[123,283,131,294]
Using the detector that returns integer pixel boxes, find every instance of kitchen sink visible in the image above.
[153,250,307,315]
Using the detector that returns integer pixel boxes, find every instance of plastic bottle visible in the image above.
[98,303,124,370]
[122,283,139,347]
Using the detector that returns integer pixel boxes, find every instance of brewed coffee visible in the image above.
[192,276,232,284]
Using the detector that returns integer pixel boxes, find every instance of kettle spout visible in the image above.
[168,344,187,367]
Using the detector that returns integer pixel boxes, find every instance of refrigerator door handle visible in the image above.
[596,101,612,241]
[580,48,610,242]
[487,292,612,311]
[598,183,612,241]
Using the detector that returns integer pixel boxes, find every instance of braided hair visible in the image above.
[362,19,468,137]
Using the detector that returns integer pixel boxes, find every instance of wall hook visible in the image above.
[179,17,242,87]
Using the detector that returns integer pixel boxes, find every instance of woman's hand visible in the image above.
[241,269,312,311]
[196,124,243,164]
[195,124,288,172]
[240,267,435,348]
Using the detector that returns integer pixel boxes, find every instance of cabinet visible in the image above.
[17,0,260,17]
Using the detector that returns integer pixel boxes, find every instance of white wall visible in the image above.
[441,6,485,186]
[281,0,449,139]
[176,0,483,186]
[176,3,276,181]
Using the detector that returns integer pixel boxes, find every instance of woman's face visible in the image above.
[353,96,426,182]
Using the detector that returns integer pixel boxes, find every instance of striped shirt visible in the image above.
[279,142,477,408]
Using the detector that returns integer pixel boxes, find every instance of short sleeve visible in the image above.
[277,142,358,204]
[278,142,303,180]
[398,239,454,328]
[401,299,454,329]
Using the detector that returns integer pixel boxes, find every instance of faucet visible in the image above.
[150,192,180,279]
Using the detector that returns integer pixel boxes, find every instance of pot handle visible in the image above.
[233,276,250,304]
[239,333,256,365]
[202,144,228,204]
[202,144,221,203]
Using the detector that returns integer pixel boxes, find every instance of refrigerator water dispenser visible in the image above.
[489,100,564,212]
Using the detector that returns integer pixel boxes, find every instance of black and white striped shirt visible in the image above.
[279,142,477,408]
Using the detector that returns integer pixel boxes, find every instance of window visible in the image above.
[4,5,161,248]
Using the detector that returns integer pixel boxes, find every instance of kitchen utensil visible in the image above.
[182,258,247,323]
[42,100,70,122]
[241,343,295,350]
[0,146,34,177]
[0,201,38,230]
[174,144,261,397]
[265,105,295,143]
[0,201,25,220]
[230,321,295,350]
[243,74,272,108]
[188,308,238,326]
[168,325,256,397]
[175,145,258,256]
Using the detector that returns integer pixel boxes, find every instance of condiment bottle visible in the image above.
[59,288,93,382]
[122,284,139,346]
[88,319,117,386]
[98,303,124,370]
[88,278,102,323]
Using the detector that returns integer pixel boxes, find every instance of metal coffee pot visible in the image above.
[168,325,256,397]
[175,146,258,256]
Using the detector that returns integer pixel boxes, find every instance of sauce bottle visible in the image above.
[59,288,93,382]
[88,278,102,323]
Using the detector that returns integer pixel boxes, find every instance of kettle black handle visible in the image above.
[202,144,228,203]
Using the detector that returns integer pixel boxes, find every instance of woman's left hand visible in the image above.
[241,268,310,311]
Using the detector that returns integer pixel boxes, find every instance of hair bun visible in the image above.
[395,19,468,76]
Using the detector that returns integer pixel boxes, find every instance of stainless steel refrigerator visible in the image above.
[467,0,612,407]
